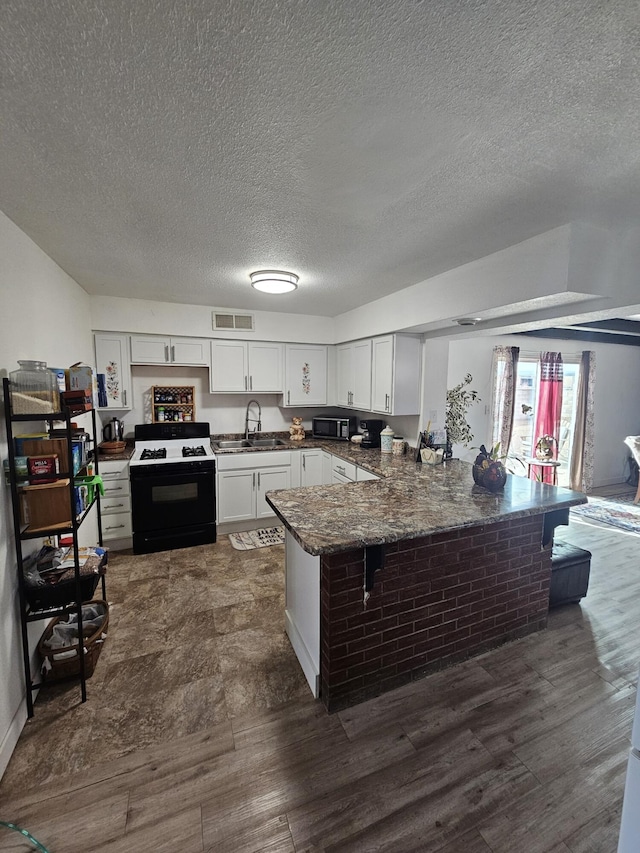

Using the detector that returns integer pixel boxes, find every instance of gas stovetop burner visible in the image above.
[182,445,206,457]
[140,448,167,460]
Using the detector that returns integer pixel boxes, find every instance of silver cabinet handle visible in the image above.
[106,486,124,491]
[257,472,261,488]
[245,376,248,391]
[385,393,390,412]
[165,345,169,362]
[171,345,175,361]
[303,456,306,470]
[336,465,345,474]
[253,472,256,488]
[106,523,126,530]
[123,390,127,406]
[104,502,125,509]
[250,375,253,391]
[287,391,290,405]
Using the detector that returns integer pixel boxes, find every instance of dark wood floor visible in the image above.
[1,503,638,852]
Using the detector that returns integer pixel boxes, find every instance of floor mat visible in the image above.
[570,493,640,533]
[228,527,286,550]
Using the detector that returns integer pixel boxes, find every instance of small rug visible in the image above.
[570,493,640,533]
[228,527,285,550]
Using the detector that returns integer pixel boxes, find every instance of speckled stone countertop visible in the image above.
[227,438,585,556]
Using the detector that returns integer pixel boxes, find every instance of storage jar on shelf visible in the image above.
[9,360,60,415]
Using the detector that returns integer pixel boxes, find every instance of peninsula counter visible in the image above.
[266,455,587,712]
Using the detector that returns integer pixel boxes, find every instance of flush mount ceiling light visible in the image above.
[250,270,299,294]
[454,317,482,326]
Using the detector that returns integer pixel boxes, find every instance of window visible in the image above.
[505,355,581,488]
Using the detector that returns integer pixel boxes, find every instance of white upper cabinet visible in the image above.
[336,339,372,410]
[94,333,132,409]
[284,345,328,407]
[210,340,283,393]
[371,334,422,416]
[130,335,209,366]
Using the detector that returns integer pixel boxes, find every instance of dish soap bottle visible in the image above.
[381,424,394,454]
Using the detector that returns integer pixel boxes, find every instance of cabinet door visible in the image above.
[371,336,394,414]
[256,467,291,518]
[170,338,209,365]
[336,344,353,407]
[217,469,255,522]
[210,341,248,392]
[352,339,372,410]
[284,345,328,407]
[130,335,170,364]
[300,450,324,487]
[94,333,132,409]
[248,342,283,393]
[322,451,332,485]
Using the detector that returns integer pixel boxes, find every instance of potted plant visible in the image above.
[445,373,481,449]
[473,443,508,492]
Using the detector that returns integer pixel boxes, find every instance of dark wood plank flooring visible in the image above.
[0,500,638,852]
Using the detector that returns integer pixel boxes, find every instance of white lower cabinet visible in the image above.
[356,466,379,481]
[330,456,357,484]
[216,451,292,525]
[300,449,324,487]
[98,459,132,546]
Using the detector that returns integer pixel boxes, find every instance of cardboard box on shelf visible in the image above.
[66,364,93,392]
[23,438,70,473]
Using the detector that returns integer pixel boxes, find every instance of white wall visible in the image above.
[447,334,640,486]
[91,296,335,344]
[0,211,94,779]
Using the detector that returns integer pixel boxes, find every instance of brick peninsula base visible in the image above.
[320,515,551,712]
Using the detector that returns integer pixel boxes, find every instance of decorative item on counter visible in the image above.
[350,433,363,444]
[380,425,394,454]
[100,440,126,455]
[9,360,59,415]
[535,434,557,460]
[392,436,405,455]
[289,416,305,441]
[103,417,124,443]
[445,373,480,448]
[472,444,508,492]
[420,447,444,465]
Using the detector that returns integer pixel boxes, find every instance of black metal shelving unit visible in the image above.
[2,376,104,717]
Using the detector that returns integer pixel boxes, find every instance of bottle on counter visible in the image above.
[381,424,394,454]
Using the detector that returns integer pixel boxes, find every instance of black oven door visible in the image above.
[131,463,216,553]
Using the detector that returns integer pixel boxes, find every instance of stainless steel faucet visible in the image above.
[244,399,262,440]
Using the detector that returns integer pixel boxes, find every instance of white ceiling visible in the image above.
[2,0,640,322]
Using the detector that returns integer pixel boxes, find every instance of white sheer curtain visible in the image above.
[490,346,519,456]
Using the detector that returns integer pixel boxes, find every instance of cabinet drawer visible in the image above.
[331,457,356,482]
[103,478,130,498]
[101,495,131,515]
[99,460,130,479]
[102,511,132,539]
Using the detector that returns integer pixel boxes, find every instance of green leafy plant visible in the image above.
[445,373,480,447]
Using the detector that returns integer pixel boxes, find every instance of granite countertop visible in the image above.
[258,441,587,555]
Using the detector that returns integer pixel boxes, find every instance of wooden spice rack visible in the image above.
[152,385,195,423]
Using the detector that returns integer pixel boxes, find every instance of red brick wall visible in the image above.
[320,515,551,712]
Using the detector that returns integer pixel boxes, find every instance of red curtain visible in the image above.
[531,352,563,484]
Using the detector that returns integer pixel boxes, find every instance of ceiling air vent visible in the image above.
[212,312,255,332]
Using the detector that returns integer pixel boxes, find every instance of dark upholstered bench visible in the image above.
[549,540,591,607]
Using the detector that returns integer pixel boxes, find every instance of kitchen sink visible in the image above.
[248,438,288,447]
[213,439,252,449]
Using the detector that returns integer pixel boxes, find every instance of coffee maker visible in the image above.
[360,419,384,448]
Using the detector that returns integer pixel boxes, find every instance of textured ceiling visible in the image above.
[2,0,640,319]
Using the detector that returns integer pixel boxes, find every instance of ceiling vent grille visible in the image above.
[212,312,255,332]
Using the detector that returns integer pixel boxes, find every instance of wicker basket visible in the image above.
[38,600,109,681]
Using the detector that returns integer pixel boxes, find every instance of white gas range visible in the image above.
[130,422,216,554]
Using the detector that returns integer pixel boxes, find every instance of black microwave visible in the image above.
[312,416,357,441]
